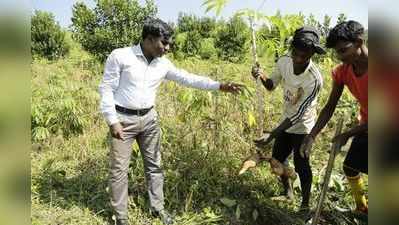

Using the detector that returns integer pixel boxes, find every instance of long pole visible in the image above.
[249,17,264,137]
[311,118,344,225]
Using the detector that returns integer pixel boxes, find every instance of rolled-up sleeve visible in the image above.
[99,51,121,126]
[165,61,220,90]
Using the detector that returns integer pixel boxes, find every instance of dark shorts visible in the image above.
[343,132,368,174]
[272,131,306,165]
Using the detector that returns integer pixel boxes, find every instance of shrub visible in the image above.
[71,0,157,62]
[31,10,70,60]
[215,16,249,62]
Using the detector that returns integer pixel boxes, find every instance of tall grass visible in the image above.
[31,40,366,225]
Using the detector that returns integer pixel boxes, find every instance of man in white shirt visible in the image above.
[252,26,325,213]
[99,18,242,225]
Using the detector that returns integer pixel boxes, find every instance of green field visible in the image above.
[31,36,367,225]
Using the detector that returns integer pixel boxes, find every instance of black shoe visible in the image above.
[116,219,129,225]
[152,209,174,225]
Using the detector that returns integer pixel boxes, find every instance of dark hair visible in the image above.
[326,20,365,48]
[142,18,173,40]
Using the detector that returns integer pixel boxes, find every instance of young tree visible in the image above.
[174,13,218,59]
[31,10,70,60]
[71,0,157,61]
[215,16,249,62]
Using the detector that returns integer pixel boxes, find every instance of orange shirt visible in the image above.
[332,64,368,124]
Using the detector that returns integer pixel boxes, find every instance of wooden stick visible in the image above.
[249,17,258,64]
[311,118,344,225]
[249,17,264,136]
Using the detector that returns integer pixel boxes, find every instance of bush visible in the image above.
[171,30,203,59]
[182,30,202,57]
[71,0,157,62]
[31,10,70,60]
[171,32,187,60]
[172,13,219,59]
[31,92,88,142]
[198,17,217,38]
[176,13,200,33]
[31,57,101,143]
[215,16,249,62]
[199,38,217,59]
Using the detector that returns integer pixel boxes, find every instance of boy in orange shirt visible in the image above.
[300,20,368,214]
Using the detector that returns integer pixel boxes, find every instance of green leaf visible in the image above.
[252,209,259,221]
[205,4,216,14]
[248,111,256,128]
[234,9,270,25]
[220,197,236,207]
[202,0,230,16]
[235,205,241,220]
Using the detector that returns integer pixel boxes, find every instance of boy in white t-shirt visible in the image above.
[252,26,325,212]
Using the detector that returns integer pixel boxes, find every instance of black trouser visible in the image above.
[272,131,312,206]
[343,131,368,177]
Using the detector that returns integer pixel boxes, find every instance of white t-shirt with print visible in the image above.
[269,55,323,134]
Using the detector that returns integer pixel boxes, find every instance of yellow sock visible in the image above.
[347,175,368,211]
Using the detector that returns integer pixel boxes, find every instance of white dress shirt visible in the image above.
[99,44,221,125]
[269,55,323,134]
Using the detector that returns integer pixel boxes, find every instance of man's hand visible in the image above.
[254,127,286,148]
[251,63,267,80]
[332,132,351,148]
[300,135,315,158]
[254,132,273,148]
[110,122,125,140]
[219,82,244,94]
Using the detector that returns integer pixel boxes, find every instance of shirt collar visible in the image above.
[303,59,313,74]
[288,52,313,75]
[132,43,162,63]
[132,44,144,56]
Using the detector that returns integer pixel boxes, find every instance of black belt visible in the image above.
[115,105,153,116]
